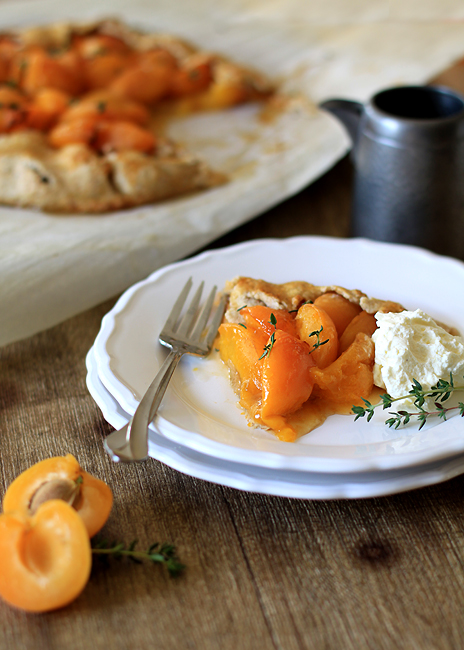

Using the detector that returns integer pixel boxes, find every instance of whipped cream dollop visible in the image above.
[373,309,464,410]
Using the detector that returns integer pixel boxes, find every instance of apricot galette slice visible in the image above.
[218,276,404,442]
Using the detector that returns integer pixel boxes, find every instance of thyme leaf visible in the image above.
[308,326,329,353]
[92,538,185,577]
[258,313,277,360]
[352,374,464,429]
[258,331,276,360]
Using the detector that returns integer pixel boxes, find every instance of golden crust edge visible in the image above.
[222,276,405,323]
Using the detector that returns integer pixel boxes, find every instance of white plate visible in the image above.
[86,345,464,499]
[92,236,464,473]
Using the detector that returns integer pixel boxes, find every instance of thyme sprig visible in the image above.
[308,326,329,353]
[352,375,464,430]
[92,539,185,577]
[258,313,277,360]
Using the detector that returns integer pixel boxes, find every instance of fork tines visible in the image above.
[162,277,221,344]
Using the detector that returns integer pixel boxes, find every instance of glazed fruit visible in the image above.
[259,330,316,442]
[338,311,378,354]
[240,306,298,338]
[313,292,362,337]
[218,297,378,441]
[310,333,375,408]
[3,454,113,538]
[295,303,338,368]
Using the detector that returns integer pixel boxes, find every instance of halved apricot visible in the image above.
[3,454,113,538]
[295,303,338,368]
[313,292,362,337]
[338,311,377,354]
[0,500,91,612]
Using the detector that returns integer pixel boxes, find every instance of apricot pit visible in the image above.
[3,454,113,538]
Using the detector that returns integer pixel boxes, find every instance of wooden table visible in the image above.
[3,151,464,650]
[3,45,464,649]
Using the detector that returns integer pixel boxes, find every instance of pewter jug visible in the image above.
[321,85,464,259]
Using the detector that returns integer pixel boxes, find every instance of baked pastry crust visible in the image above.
[223,276,405,322]
[0,19,273,213]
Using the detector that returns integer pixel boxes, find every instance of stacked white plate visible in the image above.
[87,237,464,499]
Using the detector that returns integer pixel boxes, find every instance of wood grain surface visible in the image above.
[1,153,464,650]
[2,36,464,650]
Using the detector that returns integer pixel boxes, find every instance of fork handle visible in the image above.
[127,348,184,460]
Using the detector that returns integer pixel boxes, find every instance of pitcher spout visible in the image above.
[319,98,363,145]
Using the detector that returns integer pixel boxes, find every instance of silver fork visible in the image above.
[104,277,227,463]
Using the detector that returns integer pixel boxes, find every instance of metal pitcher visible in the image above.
[320,85,464,259]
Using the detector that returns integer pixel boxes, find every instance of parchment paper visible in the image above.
[1,0,464,346]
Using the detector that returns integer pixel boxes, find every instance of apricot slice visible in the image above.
[0,57,9,84]
[313,292,362,337]
[3,454,113,538]
[0,107,26,133]
[48,115,99,148]
[0,85,28,108]
[109,50,177,105]
[94,119,156,154]
[259,330,315,441]
[177,77,248,112]
[0,36,20,63]
[21,49,84,96]
[73,34,132,59]
[26,87,72,130]
[338,311,377,354]
[0,500,91,612]
[310,333,375,408]
[218,322,267,410]
[295,303,338,368]
[240,306,298,338]
[170,57,212,97]
[61,91,150,126]
[83,53,128,90]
